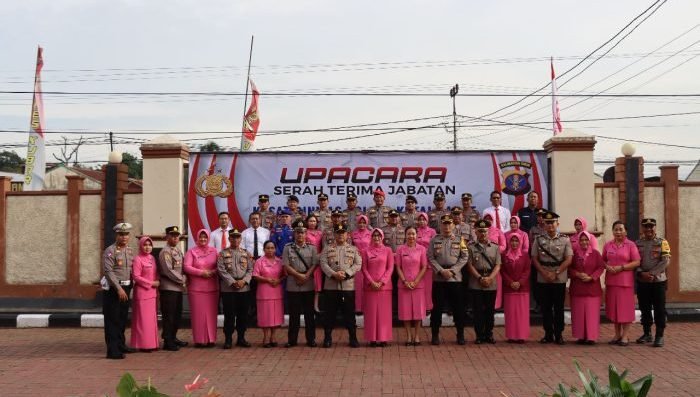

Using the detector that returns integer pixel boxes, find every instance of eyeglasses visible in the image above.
[490,196,501,200]
[643,224,655,229]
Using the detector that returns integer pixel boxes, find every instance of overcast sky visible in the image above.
[1,0,698,177]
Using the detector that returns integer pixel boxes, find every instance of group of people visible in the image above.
[101,190,670,359]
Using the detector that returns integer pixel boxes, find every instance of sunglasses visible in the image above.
[491,196,501,200]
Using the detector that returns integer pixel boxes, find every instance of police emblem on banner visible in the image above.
[195,172,233,198]
[499,161,532,195]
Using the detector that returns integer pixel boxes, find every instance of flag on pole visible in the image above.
[23,46,46,190]
[240,80,260,151]
[551,57,563,135]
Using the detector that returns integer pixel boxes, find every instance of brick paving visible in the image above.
[0,323,698,396]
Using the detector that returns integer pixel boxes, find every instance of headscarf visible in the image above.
[575,230,594,260]
[356,214,369,228]
[416,212,429,228]
[138,236,153,257]
[482,213,500,244]
[509,215,521,232]
[504,233,522,262]
[195,229,211,248]
[370,228,385,249]
[575,217,589,232]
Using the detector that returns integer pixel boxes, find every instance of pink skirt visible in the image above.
[130,297,159,349]
[363,290,393,342]
[495,274,503,309]
[605,286,635,323]
[188,291,218,344]
[571,295,601,341]
[257,299,284,327]
[398,287,427,321]
[355,271,364,312]
[314,267,323,292]
[503,292,529,340]
[423,270,433,310]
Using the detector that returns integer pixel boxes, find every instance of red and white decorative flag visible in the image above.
[23,46,46,190]
[551,57,563,135]
[240,80,260,151]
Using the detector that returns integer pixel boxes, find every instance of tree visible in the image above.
[122,152,143,179]
[199,141,222,152]
[52,135,85,165]
[0,150,25,173]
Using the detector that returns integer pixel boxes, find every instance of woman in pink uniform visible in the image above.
[361,228,394,347]
[351,215,372,312]
[253,240,285,347]
[501,234,531,343]
[570,217,599,252]
[569,231,605,345]
[184,229,219,347]
[395,226,428,345]
[505,216,529,255]
[130,236,160,351]
[602,221,641,346]
[482,213,506,309]
[415,212,436,311]
[305,215,324,312]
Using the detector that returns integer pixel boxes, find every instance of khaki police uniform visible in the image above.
[468,240,501,342]
[400,211,419,229]
[368,205,392,229]
[158,243,186,349]
[636,232,671,340]
[283,242,319,346]
[217,245,253,345]
[382,224,406,253]
[320,240,362,346]
[453,222,475,244]
[312,209,333,231]
[344,207,364,232]
[102,223,134,359]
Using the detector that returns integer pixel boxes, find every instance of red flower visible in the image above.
[184,374,209,392]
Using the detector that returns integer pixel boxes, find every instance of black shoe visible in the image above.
[653,336,664,347]
[106,353,125,360]
[175,339,188,347]
[485,337,496,344]
[576,339,586,345]
[369,341,377,348]
[323,338,332,348]
[608,338,622,345]
[270,342,278,347]
[636,333,652,344]
[457,336,466,345]
[431,336,440,346]
[236,340,252,348]
[516,339,526,344]
[285,342,297,348]
[120,346,137,353]
[263,343,272,348]
[307,341,317,347]
[379,342,388,348]
[349,339,360,348]
[223,341,232,350]
[475,338,483,345]
[405,341,413,346]
[585,340,596,345]
[555,336,565,345]
[539,336,553,344]
[617,339,629,347]
[163,344,180,351]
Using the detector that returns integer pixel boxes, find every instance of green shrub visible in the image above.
[543,361,653,397]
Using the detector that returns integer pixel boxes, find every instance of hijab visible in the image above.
[369,228,385,250]
[575,230,594,260]
[505,233,522,262]
[138,236,153,257]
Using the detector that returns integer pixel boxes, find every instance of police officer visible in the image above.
[158,226,187,351]
[271,209,294,257]
[467,220,502,344]
[102,222,135,359]
[323,209,345,246]
[287,195,306,223]
[382,209,406,253]
[217,229,253,349]
[428,214,469,345]
[257,194,277,231]
[367,189,393,229]
[451,207,475,244]
[517,191,540,233]
[428,192,451,231]
[312,193,333,232]
[531,211,573,344]
[320,224,362,348]
[344,193,364,232]
[460,193,476,221]
[400,195,419,228]
[635,218,670,347]
[283,220,320,347]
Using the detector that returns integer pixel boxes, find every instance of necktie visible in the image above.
[495,207,501,230]
[253,228,259,258]
[220,229,226,250]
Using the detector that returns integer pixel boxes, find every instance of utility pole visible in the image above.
[109,131,114,152]
[449,84,459,151]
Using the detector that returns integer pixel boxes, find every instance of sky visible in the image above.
[1,0,699,178]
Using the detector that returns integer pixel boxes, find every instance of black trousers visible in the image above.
[323,290,356,334]
[221,291,250,340]
[160,290,183,346]
[538,283,566,337]
[287,290,316,344]
[431,282,465,336]
[472,289,497,340]
[102,286,131,356]
[637,281,667,335]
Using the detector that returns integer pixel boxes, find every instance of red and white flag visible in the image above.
[23,46,46,190]
[551,57,563,135]
[240,80,260,151]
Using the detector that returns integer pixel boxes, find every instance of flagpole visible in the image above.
[242,35,254,123]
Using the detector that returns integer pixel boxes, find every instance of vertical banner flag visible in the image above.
[240,80,260,151]
[23,46,46,190]
[551,57,563,135]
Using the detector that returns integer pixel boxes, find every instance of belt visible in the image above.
[119,280,131,287]
[541,261,560,267]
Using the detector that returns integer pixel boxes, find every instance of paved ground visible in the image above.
[1,323,698,397]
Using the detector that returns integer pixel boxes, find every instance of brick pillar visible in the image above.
[66,175,84,288]
[660,165,680,301]
[0,176,11,286]
[614,156,644,240]
[102,163,129,250]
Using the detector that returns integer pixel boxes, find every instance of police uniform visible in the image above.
[217,229,253,348]
[312,193,333,232]
[451,207,475,244]
[320,224,362,348]
[102,222,135,359]
[283,221,320,347]
[323,209,346,247]
[531,211,573,343]
[460,193,476,222]
[286,195,306,224]
[400,195,419,228]
[382,210,406,253]
[635,218,670,346]
[468,220,502,344]
[368,204,392,229]
[428,215,469,344]
[344,194,365,233]
[158,226,187,351]
[428,192,451,231]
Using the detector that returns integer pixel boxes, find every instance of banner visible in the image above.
[187,151,548,247]
[240,80,260,151]
[23,46,46,190]
[551,57,563,135]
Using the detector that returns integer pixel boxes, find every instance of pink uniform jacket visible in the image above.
[603,238,641,288]
[253,256,284,300]
[569,249,605,297]
[361,238,395,291]
[395,244,427,289]
[132,249,159,300]
[184,229,219,292]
